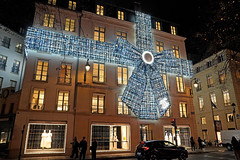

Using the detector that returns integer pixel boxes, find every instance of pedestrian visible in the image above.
[79,136,87,160]
[190,136,196,151]
[231,136,240,160]
[197,137,203,150]
[90,140,97,160]
[70,137,79,158]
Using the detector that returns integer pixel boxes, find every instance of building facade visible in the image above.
[9,0,197,158]
[193,49,240,143]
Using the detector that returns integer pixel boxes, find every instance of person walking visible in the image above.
[90,140,97,160]
[232,136,240,160]
[197,137,203,150]
[190,136,196,151]
[70,137,79,158]
[79,137,87,160]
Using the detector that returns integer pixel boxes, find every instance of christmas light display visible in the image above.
[25,11,193,119]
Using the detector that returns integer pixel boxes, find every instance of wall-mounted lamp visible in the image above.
[84,59,90,83]
[193,79,199,88]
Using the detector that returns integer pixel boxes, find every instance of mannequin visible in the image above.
[40,130,48,148]
[46,130,52,148]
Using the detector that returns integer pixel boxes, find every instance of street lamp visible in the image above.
[193,79,199,88]
[232,103,238,130]
[84,59,90,83]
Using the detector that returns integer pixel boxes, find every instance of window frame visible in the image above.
[57,63,72,84]
[222,90,231,106]
[179,102,187,118]
[117,10,125,20]
[34,59,49,82]
[0,55,7,70]
[96,5,104,15]
[176,76,185,93]
[65,18,75,32]
[156,41,164,52]
[30,88,45,110]
[68,0,76,10]
[172,45,180,58]
[116,31,127,40]
[170,26,176,35]
[57,91,70,111]
[11,60,20,74]
[94,26,105,42]
[43,13,55,28]
[91,93,105,114]
[92,62,105,83]
[117,66,128,85]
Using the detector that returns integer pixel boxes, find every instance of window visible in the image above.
[218,55,224,62]
[171,26,176,35]
[96,5,104,15]
[155,21,161,30]
[117,66,128,85]
[92,93,105,114]
[48,0,56,5]
[43,14,54,28]
[94,26,105,42]
[93,63,105,83]
[34,60,48,81]
[118,96,129,115]
[25,123,66,154]
[201,117,206,124]
[226,113,234,122]
[196,81,202,91]
[172,45,179,58]
[0,55,7,70]
[57,91,69,111]
[118,11,124,20]
[199,97,204,111]
[207,61,212,68]
[11,60,20,74]
[223,90,231,106]
[10,80,17,91]
[2,36,11,48]
[31,88,45,110]
[156,41,164,52]
[214,115,220,121]
[196,67,200,73]
[58,63,71,84]
[179,102,187,118]
[163,106,171,117]
[219,70,226,84]
[65,18,75,32]
[0,128,10,144]
[117,31,127,40]
[202,130,208,140]
[15,43,23,53]
[91,124,130,151]
[0,77,3,91]
[207,74,214,88]
[210,93,217,107]
[161,73,168,90]
[176,76,184,92]
[68,0,76,10]
[140,125,152,141]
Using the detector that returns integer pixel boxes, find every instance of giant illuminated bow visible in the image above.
[25,11,193,119]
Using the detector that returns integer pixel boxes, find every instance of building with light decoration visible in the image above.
[192,49,240,143]
[8,0,197,158]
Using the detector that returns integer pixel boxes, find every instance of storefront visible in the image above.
[91,124,130,152]
[24,122,67,154]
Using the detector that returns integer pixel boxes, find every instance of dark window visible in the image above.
[2,37,11,48]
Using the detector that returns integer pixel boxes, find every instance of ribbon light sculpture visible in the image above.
[25,11,193,120]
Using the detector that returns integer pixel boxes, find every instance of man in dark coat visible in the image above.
[79,137,87,160]
[197,137,203,150]
[90,140,97,160]
[190,136,196,151]
[70,137,79,158]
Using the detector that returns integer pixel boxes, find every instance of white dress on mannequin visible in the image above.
[40,130,48,148]
[45,130,52,148]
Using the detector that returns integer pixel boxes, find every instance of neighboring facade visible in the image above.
[9,0,197,158]
[193,49,240,143]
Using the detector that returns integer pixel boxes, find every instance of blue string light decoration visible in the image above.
[25,11,193,120]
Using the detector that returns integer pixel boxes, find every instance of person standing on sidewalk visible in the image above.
[70,137,79,158]
[231,136,240,160]
[190,137,196,151]
[79,137,87,160]
[90,140,97,160]
[197,137,203,150]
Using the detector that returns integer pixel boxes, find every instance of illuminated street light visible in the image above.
[84,59,90,83]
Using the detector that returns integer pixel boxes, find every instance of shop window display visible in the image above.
[25,123,67,154]
[91,124,130,151]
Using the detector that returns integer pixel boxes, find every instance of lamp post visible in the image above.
[232,103,238,130]
[84,59,90,83]
[192,78,199,89]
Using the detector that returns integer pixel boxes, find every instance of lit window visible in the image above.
[163,106,171,117]
[176,76,184,92]
[207,74,214,88]
[226,113,234,122]
[94,26,105,42]
[48,0,56,5]
[179,102,187,118]
[172,45,179,58]
[210,93,217,107]
[118,96,129,115]
[15,43,23,53]
[92,94,105,114]
[93,63,105,83]
[58,63,71,84]
[171,25,176,35]
[57,91,69,111]
[223,90,231,106]
[219,70,226,84]
[0,55,7,70]
[155,21,161,30]
[117,31,127,40]
[10,80,17,91]
[161,73,168,90]
[34,60,48,81]
[118,11,124,20]
[31,89,45,110]
[140,124,152,141]
[43,14,55,28]
[202,130,208,140]
[156,41,164,52]
[118,66,128,85]
[201,117,206,124]
[199,97,204,111]
[11,60,20,74]
[2,37,11,48]
[196,81,202,92]
[65,18,75,32]
[96,5,104,15]
[0,128,9,144]
[214,115,220,121]
[68,0,76,10]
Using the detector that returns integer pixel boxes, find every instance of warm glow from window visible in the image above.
[35,60,48,81]
[118,11,124,20]
[176,76,184,92]
[65,18,75,32]
[199,97,204,110]
[68,0,76,10]
[48,0,56,5]
[172,45,179,58]
[58,63,71,84]
[223,90,231,106]
[210,93,217,107]
[171,26,176,35]
[96,5,104,15]
[179,102,187,118]
[118,66,128,85]
[92,94,105,114]
[117,31,127,40]
[57,91,69,111]
[31,89,45,110]
[43,14,54,28]
[93,63,105,83]
[201,117,206,124]
[155,21,161,30]
[94,26,105,42]
[156,41,164,52]
[118,96,129,115]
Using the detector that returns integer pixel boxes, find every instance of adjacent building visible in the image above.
[8,0,197,158]
[193,49,240,143]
